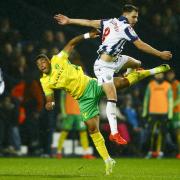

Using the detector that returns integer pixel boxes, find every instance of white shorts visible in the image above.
[94,55,129,85]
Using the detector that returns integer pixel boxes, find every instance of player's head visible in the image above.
[35,54,51,74]
[122,4,139,27]
[166,70,175,82]
[154,73,164,83]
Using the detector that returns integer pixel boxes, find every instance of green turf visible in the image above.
[0,158,180,180]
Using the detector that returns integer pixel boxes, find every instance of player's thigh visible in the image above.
[74,115,87,131]
[61,115,74,131]
[78,80,104,121]
[121,55,141,70]
[94,65,115,86]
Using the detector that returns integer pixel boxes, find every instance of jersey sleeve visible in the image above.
[40,79,54,97]
[57,50,69,59]
[124,26,139,42]
[100,18,109,31]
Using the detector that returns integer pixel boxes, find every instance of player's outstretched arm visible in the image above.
[133,39,172,60]
[63,29,99,54]
[54,14,101,29]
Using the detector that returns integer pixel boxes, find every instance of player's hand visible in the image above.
[54,14,70,25]
[159,51,172,60]
[45,102,55,111]
[89,29,100,39]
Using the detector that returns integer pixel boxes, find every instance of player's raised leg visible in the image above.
[114,64,171,90]
[121,56,142,75]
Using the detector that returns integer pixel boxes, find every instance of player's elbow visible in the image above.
[134,40,146,50]
[135,42,145,50]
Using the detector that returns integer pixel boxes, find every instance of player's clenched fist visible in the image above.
[54,14,70,25]
[159,51,172,60]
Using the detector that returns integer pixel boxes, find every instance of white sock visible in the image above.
[125,68,134,75]
[149,68,156,75]
[104,157,111,163]
[106,101,118,135]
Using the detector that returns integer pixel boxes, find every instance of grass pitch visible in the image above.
[0,158,179,180]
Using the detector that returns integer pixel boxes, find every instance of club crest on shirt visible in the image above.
[55,64,60,69]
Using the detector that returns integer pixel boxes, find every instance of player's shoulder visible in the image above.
[51,51,68,63]
[40,74,47,84]
[174,80,180,85]
[164,80,171,86]
[149,80,158,87]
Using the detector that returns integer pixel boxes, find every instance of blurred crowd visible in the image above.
[0,0,179,159]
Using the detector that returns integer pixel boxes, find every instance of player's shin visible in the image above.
[106,100,118,135]
[90,132,110,161]
[57,131,68,153]
[80,131,89,151]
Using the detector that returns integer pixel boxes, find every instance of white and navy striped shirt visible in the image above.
[97,16,139,57]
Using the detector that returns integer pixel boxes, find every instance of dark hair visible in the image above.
[122,4,138,13]
[35,54,49,63]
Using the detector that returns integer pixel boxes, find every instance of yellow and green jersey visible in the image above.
[40,51,91,99]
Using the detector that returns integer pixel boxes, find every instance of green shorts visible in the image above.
[171,112,180,129]
[62,115,86,131]
[78,79,104,122]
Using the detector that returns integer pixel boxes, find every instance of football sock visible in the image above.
[57,131,68,153]
[126,70,151,85]
[80,131,89,151]
[125,68,134,75]
[157,129,162,153]
[106,100,118,135]
[90,132,110,161]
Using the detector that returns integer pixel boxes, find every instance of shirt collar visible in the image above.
[118,16,129,23]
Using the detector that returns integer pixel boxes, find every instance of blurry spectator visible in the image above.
[131,87,143,114]
[39,109,56,157]
[123,94,143,156]
[55,31,66,49]
[162,8,178,42]
[11,77,44,155]
[56,91,95,159]
[142,73,173,158]
[39,30,56,51]
[0,94,22,156]
[11,55,27,82]
[166,70,180,159]
[0,43,13,70]
[23,42,36,71]
[49,47,59,58]
[0,18,21,45]
[151,13,163,36]
[23,42,35,59]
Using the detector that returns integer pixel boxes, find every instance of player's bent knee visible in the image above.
[134,60,141,68]
[87,126,99,134]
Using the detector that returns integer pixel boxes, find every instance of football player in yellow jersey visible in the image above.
[35,29,170,175]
